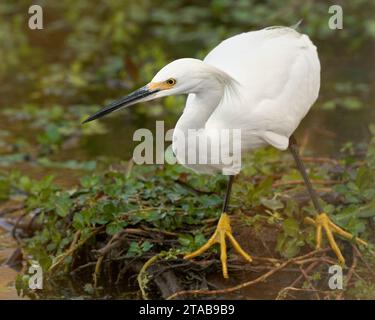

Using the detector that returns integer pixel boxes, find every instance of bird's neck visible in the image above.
[176,84,225,133]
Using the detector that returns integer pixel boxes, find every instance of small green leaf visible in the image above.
[283,218,299,236]
[106,221,125,235]
[54,193,73,217]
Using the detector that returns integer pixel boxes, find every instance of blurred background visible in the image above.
[0,0,375,300]
[0,0,374,175]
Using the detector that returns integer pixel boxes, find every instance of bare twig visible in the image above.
[336,247,358,300]
[272,179,339,188]
[0,204,24,217]
[49,227,101,272]
[138,253,165,300]
[167,249,324,300]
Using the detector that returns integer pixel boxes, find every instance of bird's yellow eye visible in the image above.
[166,78,176,86]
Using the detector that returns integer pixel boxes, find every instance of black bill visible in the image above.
[82,85,159,124]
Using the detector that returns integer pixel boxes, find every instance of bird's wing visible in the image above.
[204,27,320,150]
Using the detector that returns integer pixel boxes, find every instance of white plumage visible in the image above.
[155,26,320,174]
[85,26,320,174]
[205,27,320,145]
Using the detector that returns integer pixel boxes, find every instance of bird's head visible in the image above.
[82,58,232,123]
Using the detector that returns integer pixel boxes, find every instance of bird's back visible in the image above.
[204,27,320,150]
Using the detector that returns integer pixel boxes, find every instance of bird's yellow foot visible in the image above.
[184,213,252,278]
[305,212,367,265]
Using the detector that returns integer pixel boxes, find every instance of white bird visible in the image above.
[84,26,368,278]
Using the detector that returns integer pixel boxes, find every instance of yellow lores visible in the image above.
[148,78,177,91]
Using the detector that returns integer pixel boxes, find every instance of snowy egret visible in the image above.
[83,26,368,278]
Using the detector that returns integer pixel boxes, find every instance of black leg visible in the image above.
[184,173,252,278]
[288,135,323,214]
[288,135,368,265]
[222,175,234,213]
